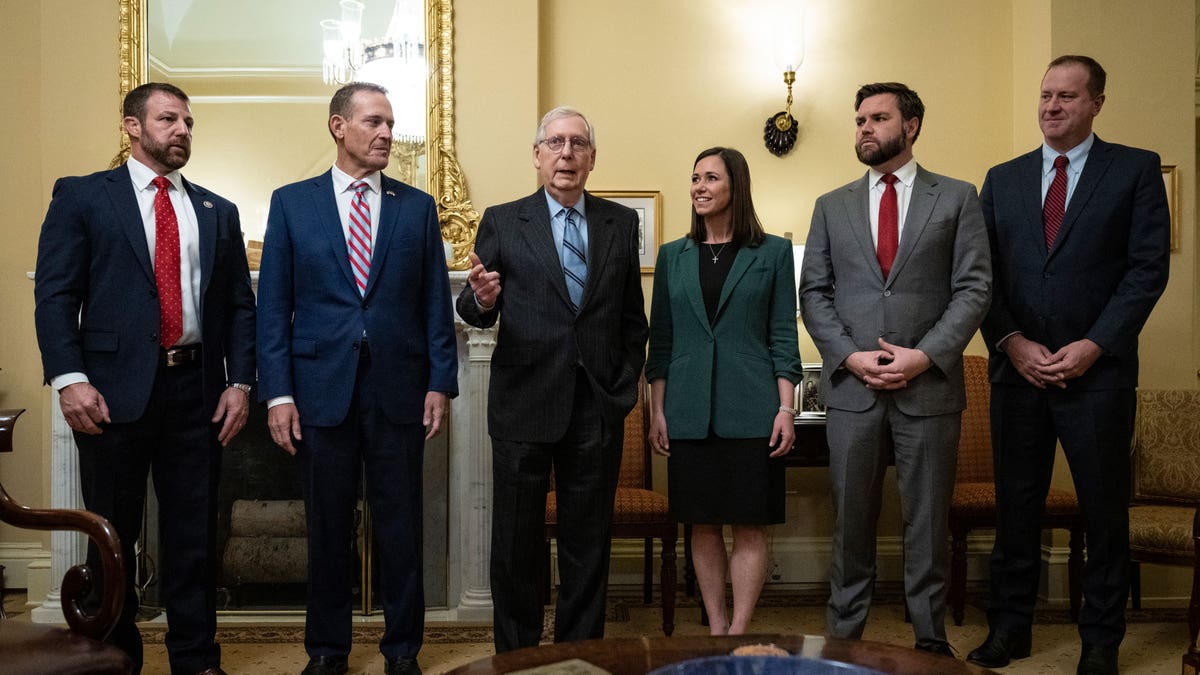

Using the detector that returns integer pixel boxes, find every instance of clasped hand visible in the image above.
[1003,334,1101,389]
[846,338,931,390]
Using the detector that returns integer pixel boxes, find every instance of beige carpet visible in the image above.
[6,590,1190,674]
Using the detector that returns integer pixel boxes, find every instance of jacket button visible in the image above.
[149,333,158,342]
[149,289,157,298]
[883,290,892,297]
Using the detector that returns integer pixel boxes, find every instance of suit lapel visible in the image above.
[678,238,712,336]
[1049,137,1112,262]
[184,177,216,302]
[517,189,574,308]
[1013,149,1048,262]
[308,170,360,295]
[107,166,155,285]
[840,174,881,284]
[887,165,940,285]
[579,192,619,311]
[715,242,759,319]
[365,175,402,298]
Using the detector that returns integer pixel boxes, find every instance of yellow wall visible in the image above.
[0,1,1195,584]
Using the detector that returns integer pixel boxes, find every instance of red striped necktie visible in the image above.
[348,181,372,295]
[1043,155,1069,249]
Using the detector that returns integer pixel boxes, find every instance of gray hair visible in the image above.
[533,106,596,148]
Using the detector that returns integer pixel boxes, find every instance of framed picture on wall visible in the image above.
[592,190,662,273]
[797,363,825,419]
[1162,165,1179,251]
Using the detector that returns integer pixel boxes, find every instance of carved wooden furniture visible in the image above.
[1125,390,1200,673]
[0,408,132,674]
[545,377,677,636]
[946,355,1083,625]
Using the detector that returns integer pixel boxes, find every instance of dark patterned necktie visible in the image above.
[152,176,182,348]
[1043,155,1069,249]
[876,173,899,278]
[562,207,587,310]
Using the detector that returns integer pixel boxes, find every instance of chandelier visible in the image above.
[321,0,426,143]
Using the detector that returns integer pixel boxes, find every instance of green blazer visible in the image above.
[645,233,802,439]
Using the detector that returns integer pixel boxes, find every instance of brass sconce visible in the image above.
[764,9,804,157]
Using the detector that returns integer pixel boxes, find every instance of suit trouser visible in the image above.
[76,358,221,675]
[489,373,622,652]
[297,344,426,661]
[825,396,960,645]
[987,384,1135,648]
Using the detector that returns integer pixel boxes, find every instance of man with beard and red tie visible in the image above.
[34,82,256,675]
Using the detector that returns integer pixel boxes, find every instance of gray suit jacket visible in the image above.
[799,165,992,415]
[455,188,648,442]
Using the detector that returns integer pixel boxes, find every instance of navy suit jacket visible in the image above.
[980,136,1170,389]
[256,170,458,427]
[455,189,647,442]
[34,164,256,423]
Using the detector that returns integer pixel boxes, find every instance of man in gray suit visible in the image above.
[799,82,991,656]
[455,106,648,652]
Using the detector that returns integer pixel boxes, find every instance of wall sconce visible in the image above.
[764,9,804,157]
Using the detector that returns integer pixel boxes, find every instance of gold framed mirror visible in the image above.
[115,0,478,270]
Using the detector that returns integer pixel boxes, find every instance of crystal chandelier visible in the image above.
[321,0,426,143]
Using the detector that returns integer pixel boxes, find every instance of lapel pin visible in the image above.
[385,190,396,197]
[202,200,214,209]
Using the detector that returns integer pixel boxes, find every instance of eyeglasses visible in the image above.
[539,136,591,153]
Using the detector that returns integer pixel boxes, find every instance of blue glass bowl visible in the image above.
[649,655,886,675]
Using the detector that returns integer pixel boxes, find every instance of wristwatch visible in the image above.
[229,383,252,396]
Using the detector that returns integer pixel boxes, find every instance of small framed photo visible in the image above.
[797,363,825,419]
[592,190,662,273]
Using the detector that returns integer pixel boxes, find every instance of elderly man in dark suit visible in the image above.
[456,106,648,652]
[799,82,992,658]
[34,82,256,675]
[256,82,457,675]
[968,55,1170,675]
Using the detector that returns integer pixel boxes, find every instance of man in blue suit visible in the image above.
[968,56,1170,675]
[256,82,458,675]
[34,82,256,675]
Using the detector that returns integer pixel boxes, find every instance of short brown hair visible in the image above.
[1047,55,1106,98]
[123,82,189,123]
[854,82,925,143]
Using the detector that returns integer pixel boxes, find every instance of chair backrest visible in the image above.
[954,354,994,484]
[616,375,652,490]
[1131,389,1200,504]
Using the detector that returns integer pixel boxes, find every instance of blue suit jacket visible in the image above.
[34,164,256,423]
[256,170,458,427]
[980,136,1170,389]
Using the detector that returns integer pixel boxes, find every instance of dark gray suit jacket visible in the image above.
[455,188,648,442]
[799,165,992,415]
[980,136,1170,389]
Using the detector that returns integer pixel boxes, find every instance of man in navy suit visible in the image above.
[456,107,648,652]
[256,82,457,675]
[968,56,1170,675]
[34,82,256,675]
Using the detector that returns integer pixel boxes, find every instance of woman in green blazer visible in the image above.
[645,147,803,635]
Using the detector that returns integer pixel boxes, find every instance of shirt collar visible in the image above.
[332,165,382,195]
[868,157,918,188]
[127,157,183,193]
[544,190,587,221]
[1042,133,1094,174]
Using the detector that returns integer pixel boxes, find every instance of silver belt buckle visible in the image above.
[164,348,187,367]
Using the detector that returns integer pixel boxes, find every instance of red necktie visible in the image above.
[347,181,372,296]
[152,176,182,348]
[1043,154,1069,249]
[877,173,899,279]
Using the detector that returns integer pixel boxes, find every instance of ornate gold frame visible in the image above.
[114,0,479,270]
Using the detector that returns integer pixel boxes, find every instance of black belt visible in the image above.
[160,344,202,367]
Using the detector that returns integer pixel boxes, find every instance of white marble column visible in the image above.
[448,270,496,620]
[30,390,86,623]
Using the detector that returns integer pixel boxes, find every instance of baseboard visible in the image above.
[590,532,1085,604]
[0,542,50,590]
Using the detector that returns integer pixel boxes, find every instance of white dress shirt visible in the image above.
[866,158,918,249]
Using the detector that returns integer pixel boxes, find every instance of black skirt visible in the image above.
[667,434,786,525]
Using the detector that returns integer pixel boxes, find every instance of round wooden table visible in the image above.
[446,634,997,674]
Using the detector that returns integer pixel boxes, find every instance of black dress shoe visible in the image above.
[300,656,349,675]
[914,641,956,658]
[385,657,423,675]
[193,669,228,675]
[966,629,1032,668]
[1077,643,1118,675]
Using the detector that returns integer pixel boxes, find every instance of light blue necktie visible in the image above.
[561,207,587,311]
